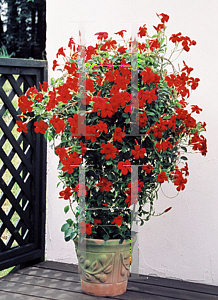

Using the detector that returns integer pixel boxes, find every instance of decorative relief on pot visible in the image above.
[120,251,131,279]
[77,252,115,284]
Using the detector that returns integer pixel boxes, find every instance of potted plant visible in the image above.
[16,13,207,296]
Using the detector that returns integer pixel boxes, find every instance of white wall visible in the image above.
[46,0,218,285]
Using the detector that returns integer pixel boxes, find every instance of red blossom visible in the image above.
[111,216,123,226]
[157,171,168,183]
[114,30,127,39]
[149,38,161,51]
[56,47,66,58]
[18,95,33,113]
[142,164,153,174]
[96,177,112,192]
[97,120,108,134]
[113,127,125,142]
[61,152,82,174]
[80,142,87,156]
[94,219,102,225]
[153,23,165,32]
[73,183,87,197]
[131,144,146,159]
[79,221,92,235]
[39,81,49,92]
[138,24,147,38]
[49,115,66,133]
[141,67,155,84]
[95,32,108,40]
[16,120,28,133]
[117,160,132,175]
[55,146,68,162]
[52,60,59,71]
[191,105,202,114]
[59,186,72,200]
[157,13,169,23]
[144,89,157,104]
[34,120,48,134]
[172,170,187,191]
[117,46,127,54]
[100,142,118,160]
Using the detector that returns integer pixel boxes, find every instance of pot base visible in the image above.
[81,278,127,297]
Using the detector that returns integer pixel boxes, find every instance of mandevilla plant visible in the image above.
[17,13,207,243]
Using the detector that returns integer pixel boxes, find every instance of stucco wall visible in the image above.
[46,0,218,285]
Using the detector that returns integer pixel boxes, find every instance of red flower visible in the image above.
[55,146,68,162]
[59,186,72,200]
[138,24,147,38]
[39,81,49,92]
[113,127,125,142]
[117,160,132,175]
[61,152,82,174]
[144,89,157,104]
[157,171,168,183]
[142,164,153,174]
[56,83,72,103]
[114,30,127,39]
[157,13,169,23]
[191,105,202,114]
[155,139,173,152]
[84,78,95,93]
[153,23,165,32]
[16,120,28,133]
[94,219,102,225]
[73,183,87,197]
[117,46,127,54]
[34,120,48,134]
[111,216,123,226]
[49,115,66,133]
[79,221,92,235]
[181,61,193,75]
[80,142,87,156]
[137,112,148,127]
[96,177,113,192]
[169,32,182,43]
[149,38,160,51]
[141,67,155,85]
[131,144,146,159]
[56,47,66,58]
[52,60,59,71]
[172,171,187,191]
[100,142,118,160]
[97,120,108,134]
[18,95,33,113]
[46,88,57,111]
[95,32,108,40]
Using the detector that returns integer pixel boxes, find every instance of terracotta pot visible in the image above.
[74,234,137,297]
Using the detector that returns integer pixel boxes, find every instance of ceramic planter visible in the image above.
[74,234,137,297]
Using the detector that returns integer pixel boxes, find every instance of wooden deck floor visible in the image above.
[0,261,218,300]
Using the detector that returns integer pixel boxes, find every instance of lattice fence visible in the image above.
[0,58,47,270]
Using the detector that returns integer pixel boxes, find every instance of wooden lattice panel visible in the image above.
[0,73,34,252]
[0,58,47,271]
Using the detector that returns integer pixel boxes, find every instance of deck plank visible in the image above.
[0,261,218,300]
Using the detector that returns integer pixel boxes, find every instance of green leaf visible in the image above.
[181,156,188,161]
[66,218,73,226]
[70,231,77,240]
[64,205,69,213]
[181,146,187,153]
[106,160,112,165]
[103,233,109,242]
[61,223,69,232]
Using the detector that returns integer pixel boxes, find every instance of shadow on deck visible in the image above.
[0,261,218,299]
